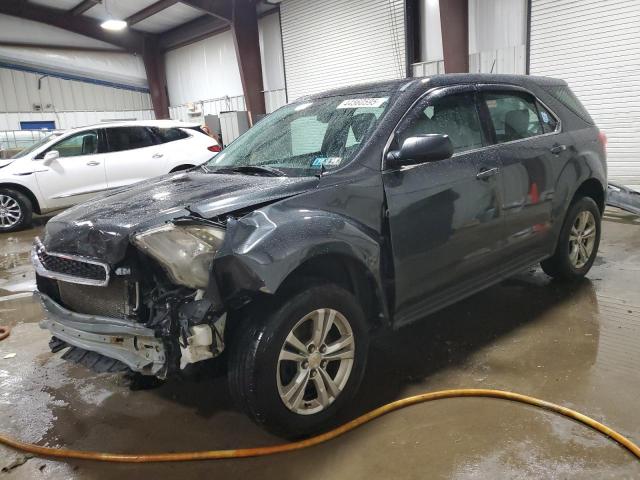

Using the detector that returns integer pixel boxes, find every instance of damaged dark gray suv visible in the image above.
[33,74,607,437]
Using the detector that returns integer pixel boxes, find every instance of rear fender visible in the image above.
[549,131,606,246]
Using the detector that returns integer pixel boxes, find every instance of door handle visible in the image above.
[152,153,164,159]
[86,160,101,166]
[550,144,567,155]
[476,167,499,180]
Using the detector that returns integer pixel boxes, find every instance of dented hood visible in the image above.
[43,170,319,264]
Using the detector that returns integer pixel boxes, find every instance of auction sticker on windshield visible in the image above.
[337,98,388,109]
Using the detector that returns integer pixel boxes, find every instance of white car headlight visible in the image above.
[133,223,225,289]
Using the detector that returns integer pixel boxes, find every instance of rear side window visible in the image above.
[106,127,156,152]
[546,86,594,124]
[483,92,543,143]
[151,127,189,143]
[399,92,484,154]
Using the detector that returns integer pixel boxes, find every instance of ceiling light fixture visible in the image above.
[100,0,127,31]
[100,19,127,31]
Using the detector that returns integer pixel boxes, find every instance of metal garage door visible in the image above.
[280,0,406,101]
[530,0,640,187]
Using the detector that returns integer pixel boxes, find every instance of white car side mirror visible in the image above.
[42,150,59,165]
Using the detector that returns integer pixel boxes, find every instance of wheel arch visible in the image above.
[0,182,41,214]
[572,177,605,214]
[276,253,390,331]
[169,164,195,173]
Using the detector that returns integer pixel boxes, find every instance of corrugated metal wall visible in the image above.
[0,67,154,130]
[530,0,640,187]
[165,11,287,120]
[280,0,406,101]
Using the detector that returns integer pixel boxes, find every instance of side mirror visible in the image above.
[386,134,454,169]
[42,150,59,165]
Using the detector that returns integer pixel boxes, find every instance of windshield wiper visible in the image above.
[210,165,286,177]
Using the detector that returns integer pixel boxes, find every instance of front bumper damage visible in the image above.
[38,293,167,375]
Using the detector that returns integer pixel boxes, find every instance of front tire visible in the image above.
[541,196,601,280]
[228,283,369,438]
[0,188,32,232]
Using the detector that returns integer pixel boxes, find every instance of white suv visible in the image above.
[0,120,221,232]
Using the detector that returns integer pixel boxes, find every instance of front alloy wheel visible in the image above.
[0,189,32,232]
[228,283,369,438]
[0,194,22,229]
[277,308,355,415]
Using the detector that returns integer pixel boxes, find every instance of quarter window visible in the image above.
[399,93,484,154]
[151,127,190,143]
[50,130,99,158]
[537,102,558,134]
[106,127,156,152]
[483,92,543,143]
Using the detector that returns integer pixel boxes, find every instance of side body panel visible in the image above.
[213,171,391,322]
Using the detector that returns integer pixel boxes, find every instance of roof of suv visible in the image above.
[304,74,568,100]
[64,119,201,134]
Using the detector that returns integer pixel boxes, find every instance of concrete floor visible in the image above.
[1,209,639,479]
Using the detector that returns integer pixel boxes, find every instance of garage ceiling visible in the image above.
[0,0,274,50]
[27,0,204,35]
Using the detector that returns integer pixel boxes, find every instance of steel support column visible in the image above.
[143,43,170,119]
[439,0,469,73]
[231,0,266,123]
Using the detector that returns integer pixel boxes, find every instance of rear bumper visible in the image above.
[38,293,166,375]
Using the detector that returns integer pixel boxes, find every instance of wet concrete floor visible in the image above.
[0,209,639,479]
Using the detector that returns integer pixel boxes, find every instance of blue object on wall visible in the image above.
[20,121,56,130]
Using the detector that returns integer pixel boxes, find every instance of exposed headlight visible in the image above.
[133,223,225,289]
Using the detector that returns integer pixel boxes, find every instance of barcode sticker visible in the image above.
[337,98,388,109]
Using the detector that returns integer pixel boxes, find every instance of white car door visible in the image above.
[34,129,109,210]
[104,126,168,189]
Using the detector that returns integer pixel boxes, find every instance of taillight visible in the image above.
[598,131,607,149]
[208,144,222,153]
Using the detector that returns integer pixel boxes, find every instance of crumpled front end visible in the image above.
[33,233,228,377]
[39,293,166,375]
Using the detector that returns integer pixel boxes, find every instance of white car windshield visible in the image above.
[205,94,390,177]
[11,133,61,159]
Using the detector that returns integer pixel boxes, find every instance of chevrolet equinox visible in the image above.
[33,74,607,437]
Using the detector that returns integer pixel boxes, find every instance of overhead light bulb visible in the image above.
[100,19,127,31]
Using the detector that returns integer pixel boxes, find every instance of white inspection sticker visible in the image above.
[337,98,388,109]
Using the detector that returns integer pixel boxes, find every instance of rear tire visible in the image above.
[228,283,369,438]
[0,188,32,232]
[541,196,601,280]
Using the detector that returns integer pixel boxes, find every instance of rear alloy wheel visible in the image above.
[0,189,32,233]
[541,196,601,280]
[568,210,597,269]
[228,283,369,438]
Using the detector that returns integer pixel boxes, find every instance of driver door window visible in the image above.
[398,92,485,155]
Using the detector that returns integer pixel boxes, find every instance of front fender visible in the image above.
[213,204,383,298]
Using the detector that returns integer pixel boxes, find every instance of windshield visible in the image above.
[205,94,390,177]
[11,133,61,159]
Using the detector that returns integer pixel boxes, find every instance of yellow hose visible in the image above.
[0,325,10,341]
[1,389,638,463]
